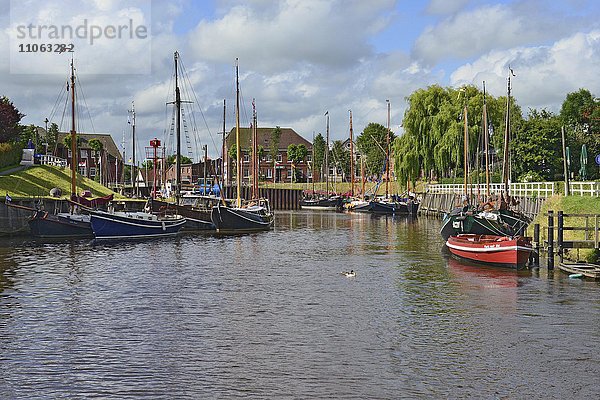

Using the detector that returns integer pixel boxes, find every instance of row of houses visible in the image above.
[36,126,346,192]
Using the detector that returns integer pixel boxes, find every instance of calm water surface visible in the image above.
[1,211,599,399]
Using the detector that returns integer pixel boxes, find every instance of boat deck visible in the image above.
[558,262,600,279]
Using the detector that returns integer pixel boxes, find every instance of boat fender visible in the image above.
[162,221,166,231]
[569,273,583,279]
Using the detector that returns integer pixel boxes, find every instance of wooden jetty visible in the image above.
[558,262,600,279]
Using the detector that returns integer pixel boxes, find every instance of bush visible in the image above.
[0,142,23,169]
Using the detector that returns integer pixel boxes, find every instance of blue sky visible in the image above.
[1,0,599,161]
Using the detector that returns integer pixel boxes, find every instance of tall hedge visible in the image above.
[0,142,22,169]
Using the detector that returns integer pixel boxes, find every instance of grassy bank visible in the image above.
[0,165,122,199]
[531,195,600,262]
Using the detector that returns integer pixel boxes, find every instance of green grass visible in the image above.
[531,195,600,262]
[0,165,124,199]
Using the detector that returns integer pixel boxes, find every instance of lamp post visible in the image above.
[44,118,49,155]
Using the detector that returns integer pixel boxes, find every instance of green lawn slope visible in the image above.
[531,194,600,262]
[0,165,122,199]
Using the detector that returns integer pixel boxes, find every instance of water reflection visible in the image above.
[1,212,600,398]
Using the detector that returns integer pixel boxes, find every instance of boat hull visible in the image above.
[90,211,186,239]
[149,199,215,231]
[300,196,343,211]
[210,205,273,233]
[446,234,532,268]
[28,211,93,238]
[370,199,420,215]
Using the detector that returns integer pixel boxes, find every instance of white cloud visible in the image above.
[450,30,600,112]
[187,0,394,74]
[413,3,580,66]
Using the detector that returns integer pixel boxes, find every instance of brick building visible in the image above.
[224,127,313,184]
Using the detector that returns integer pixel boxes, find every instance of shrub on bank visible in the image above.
[0,142,22,169]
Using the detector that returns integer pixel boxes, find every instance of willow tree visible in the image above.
[397,84,516,183]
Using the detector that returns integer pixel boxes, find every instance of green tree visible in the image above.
[560,89,600,179]
[47,122,59,155]
[0,96,24,143]
[397,84,520,183]
[511,109,562,181]
[20,124,39,150]
[89,138,104,184]
[228,143,237,180]
[312,133,325,182]
[330,140,350,180]
[166,154,193,166]
[287,143,308,183]
[63,134,81,152]
[356,123,394,178]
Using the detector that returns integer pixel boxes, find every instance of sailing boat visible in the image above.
[147,51,217,231]
[299,111,344,211]
[344,110,371,212]
[27,59,100,238]
[366,101,419,215]
[88,54,186,239]
[440,77,530,240]
[210,59,274,233]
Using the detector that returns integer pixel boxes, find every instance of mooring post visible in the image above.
[557,210,564,264]
[548,210,554,270]
[532,223,540,266]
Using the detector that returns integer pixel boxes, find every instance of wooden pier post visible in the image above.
[548,210,554,270]
[532,223,540,266]
[557,210,564,264]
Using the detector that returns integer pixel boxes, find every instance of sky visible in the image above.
[1,0,599,161]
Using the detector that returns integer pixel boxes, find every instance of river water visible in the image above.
[0,211,599,399]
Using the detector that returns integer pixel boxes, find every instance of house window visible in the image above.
[276,154,282,162]
[267,155,272,162]
[266,168,272,178]
[306,154,312,162]
[243,153,250,163]
[79,167,86,176]
[287,169,292,179]
[80,150,87,158]
[90,167,96,177]
[67,149,72,157]
[243,168,249,178]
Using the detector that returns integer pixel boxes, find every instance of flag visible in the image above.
[127,115,131,124]
[324,111,328,116]
[5,193,11,203]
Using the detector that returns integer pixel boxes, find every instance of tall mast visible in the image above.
[130,101,136,197]
[252,98,258,199]
[463,102,468,196]
[222,99,226,185]
[235,58,241,208]
[361,156,365,200]
[349,110,354,197]
[386,100,390,198]
[311,132,315,193]
[483,81,490,197]
[175,51,182,202]
[502,68,514,199]
[70,59,77,199]
[325,111,329,194]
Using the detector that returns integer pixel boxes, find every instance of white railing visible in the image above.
[39,155,67,168]
[568,181,600,196]
[426,182,556,198]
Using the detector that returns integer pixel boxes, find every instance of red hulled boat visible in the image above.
[446,234,533,268]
